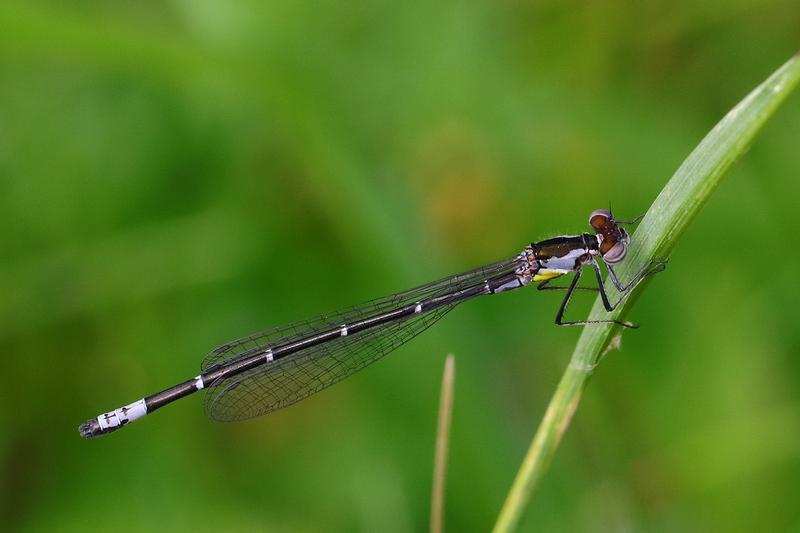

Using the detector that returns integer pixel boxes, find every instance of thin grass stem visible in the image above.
[430,354,456,533]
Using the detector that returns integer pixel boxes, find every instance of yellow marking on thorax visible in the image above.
[533,269,568,282]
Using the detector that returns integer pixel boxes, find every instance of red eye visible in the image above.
[589,209,612,231]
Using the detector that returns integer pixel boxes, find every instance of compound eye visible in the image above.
[602,241,627,264]
[589,209,612,230]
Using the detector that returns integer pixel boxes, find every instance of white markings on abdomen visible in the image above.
[96,398,147,430]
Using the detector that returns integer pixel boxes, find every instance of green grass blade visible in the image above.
[493,52,800,533]
[430,354,456,533]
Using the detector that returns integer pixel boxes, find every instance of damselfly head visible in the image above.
[588,209,613,230]
[589,209,628,264]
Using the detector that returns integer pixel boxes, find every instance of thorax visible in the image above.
[529,233,597,280]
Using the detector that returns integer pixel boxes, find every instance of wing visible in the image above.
[202,255,524,422]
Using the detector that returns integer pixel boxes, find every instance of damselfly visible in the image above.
[79,209,666,438]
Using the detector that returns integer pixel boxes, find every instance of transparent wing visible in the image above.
[202,255,524,422]
[201,256,523,371]
[204,303,455,422]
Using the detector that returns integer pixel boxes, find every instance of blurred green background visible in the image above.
[2,1,799,532]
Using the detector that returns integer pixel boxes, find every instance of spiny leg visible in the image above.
[604,258,668,295]
[537,277,599,292]
[615,213,644,225]
[588,258,667,319]
[553,269,636,328]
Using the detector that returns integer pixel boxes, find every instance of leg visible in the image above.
[589,257,666,312]
[553,269,637,328]
[615,213,644,225]
[537,277,599,292]
[606,258,668,293]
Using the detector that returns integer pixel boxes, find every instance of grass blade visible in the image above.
[431,354,456,533]
[493,52,800,533]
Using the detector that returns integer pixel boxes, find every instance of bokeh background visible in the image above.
[2,2,800,532]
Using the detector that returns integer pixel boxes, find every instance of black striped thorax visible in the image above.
[527,233,599,273]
